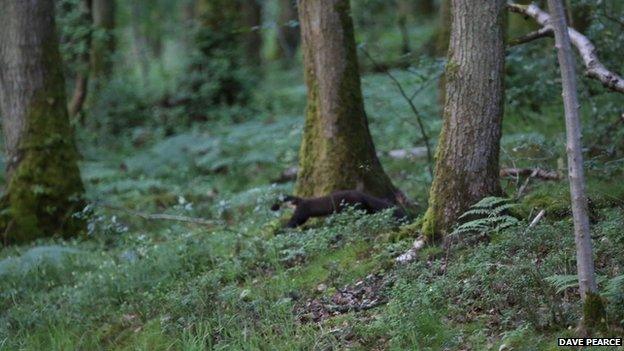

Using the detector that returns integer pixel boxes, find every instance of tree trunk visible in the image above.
[277,0,300,62]
[414,0,436,17]
[0,0,85,244]
[295,0,405,206]
[130,1,150,84]
[91,0,115,79]
[422,0,506,240]
[435,0,451,107]
[241,0,263,65]
[68,0,93,119]
[397,0,412,55]
[434,0,451,56]
[546,0,605,331]
[193,0,249,106]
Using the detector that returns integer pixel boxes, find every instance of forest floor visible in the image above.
[1,67,623,350]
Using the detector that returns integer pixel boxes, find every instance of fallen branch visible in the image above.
[508,26,553,47]
[528,209,546,229]
[508,2,624,94]
[395,237,426,264]
[99,203,220,227]
[516,168,539,198]
[387,147,429,160]
[500,167,560,180]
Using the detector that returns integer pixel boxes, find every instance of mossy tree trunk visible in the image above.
[0,0,85,244]
[91,0,116,79]
[422,0,506,240]
[295,0,404,205]
[546,0,605,331]
[277,0,300,62]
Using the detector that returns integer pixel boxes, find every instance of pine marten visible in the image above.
[270,190,408,228]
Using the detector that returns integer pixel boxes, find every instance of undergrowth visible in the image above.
[2,23,624,349]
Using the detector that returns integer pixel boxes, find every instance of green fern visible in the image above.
[604,274,624,299]
[545,274,621,296]
[451,197,519,237]
[545,274,581,294]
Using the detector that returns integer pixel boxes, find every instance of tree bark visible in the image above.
[422,0,506,240]
[295,0,406,206]
[397,0,412,55]
[434,0,451,56]
[435,0,451,107]
[68,0,93,118]
[0,0,85,243]
[241,0,263,64]
[546,0,605,330]
[91,0,116,79]
[277,0,300,62]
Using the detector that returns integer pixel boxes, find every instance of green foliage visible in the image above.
[173,0,256,121]
[4,4,623,348]
[55,0,92,75]
[545,274,584,294]
[451,197,520,237]
[546,273,624,326]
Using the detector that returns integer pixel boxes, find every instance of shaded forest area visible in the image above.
[0,0,623,349]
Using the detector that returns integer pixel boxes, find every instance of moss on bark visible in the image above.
[581,292,606,333]
[295,0,407,207]
[421,0,505,240]
[1,13,85,244]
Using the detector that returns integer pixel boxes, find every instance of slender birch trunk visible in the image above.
[546,0,605,331]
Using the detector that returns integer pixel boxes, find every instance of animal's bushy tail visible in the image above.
[270,195,301,211]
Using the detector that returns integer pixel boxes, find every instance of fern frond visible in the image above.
[546,274,612,295]
[605,274,624,299]
[451,197,518,237]
[472,196,511,209]
[458,208,491,219]
[545,274,579,294]
[490,203,517,214]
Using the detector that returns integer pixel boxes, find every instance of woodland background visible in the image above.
[0,0,623,349]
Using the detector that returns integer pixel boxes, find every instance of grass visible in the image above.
[2,39,624,350]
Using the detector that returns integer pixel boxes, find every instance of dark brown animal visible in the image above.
[270,190,408,228]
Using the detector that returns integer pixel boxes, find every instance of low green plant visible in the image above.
[451,197,520,237]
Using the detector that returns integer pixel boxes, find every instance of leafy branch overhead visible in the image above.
[508,2,624,94]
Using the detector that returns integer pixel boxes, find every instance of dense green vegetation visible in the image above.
[2,65,622,348]
[1,0,623,349]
